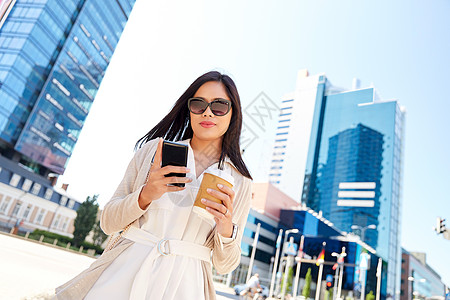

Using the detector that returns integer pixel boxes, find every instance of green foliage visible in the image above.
[302,267,312,298]
[80,240,104,255]
[92,220,108,246]
[281,266,294,294]
[72,194,99,247]
[325,288,333,300]
[29,229,104,254]
[366,290,375,300]
[30,229,72,244]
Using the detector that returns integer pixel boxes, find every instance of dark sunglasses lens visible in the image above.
[210,100,230,116]
[189,99,207,114]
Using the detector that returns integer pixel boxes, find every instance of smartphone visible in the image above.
[161,140,188,187]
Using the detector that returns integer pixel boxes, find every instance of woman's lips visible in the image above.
[200,121,215,128]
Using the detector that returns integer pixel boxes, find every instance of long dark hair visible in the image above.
[135,71,252,180]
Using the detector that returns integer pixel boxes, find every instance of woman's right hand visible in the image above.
[138,138,192,210]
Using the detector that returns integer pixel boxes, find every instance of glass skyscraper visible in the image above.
[0,0,135,236]
[301,76,405,299]
[270,71,404,299]
[0,0,135,176]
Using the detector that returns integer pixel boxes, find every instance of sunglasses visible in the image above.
[188,97,232,116]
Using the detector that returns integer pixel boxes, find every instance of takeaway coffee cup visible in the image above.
[193,170,234,220]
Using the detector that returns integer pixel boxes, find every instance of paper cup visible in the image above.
[193,172,234,219]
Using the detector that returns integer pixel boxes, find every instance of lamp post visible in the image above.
[332,247,347,300]
[275,228,299,298]
[246,223,261,283]
[351,224,376,242]
[269,229,283,298]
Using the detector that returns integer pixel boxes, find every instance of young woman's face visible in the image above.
[189,81,233,142]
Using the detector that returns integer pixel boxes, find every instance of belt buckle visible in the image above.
[157,239,170,256]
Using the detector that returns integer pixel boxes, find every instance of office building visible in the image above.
[0,0,136,236]
[400,249,446,300]
[279,207,386,300]
[270,70,405,299]
[213,182,299,287]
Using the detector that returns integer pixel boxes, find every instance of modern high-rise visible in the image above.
[400,249,447,300]
[0,0,135,236]
[270,70,405,299]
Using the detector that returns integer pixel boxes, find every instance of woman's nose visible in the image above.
[203,106,213,117]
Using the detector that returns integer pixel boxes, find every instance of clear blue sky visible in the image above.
[59,0,450,285]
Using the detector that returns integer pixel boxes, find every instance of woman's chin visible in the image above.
[194,132,223,142]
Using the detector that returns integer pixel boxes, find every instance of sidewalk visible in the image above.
[1,233,241,299]
[0,233,95,299]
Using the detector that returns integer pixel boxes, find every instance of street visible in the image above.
[0,233,239,300]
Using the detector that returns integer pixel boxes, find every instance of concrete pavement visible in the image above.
[0,233,240,299]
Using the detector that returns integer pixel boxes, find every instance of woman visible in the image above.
[55,71,253,299]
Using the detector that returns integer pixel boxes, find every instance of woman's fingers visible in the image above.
[217,184,235,200]
[205,206,228,220]
[201,198,228,215]
[162,176,193,185]
[206,185,234,208]
[151,138,164,170]
[159,165,190,176]
[165,185,186,192]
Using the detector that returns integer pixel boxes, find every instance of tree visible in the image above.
[366,290,375,300]
[92,220,108,246]
[302,267,312,298]
[281,266,294,294]
[325,288,334,300]
[73,195,99,247]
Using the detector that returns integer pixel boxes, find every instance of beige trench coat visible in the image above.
[55,138,252,299]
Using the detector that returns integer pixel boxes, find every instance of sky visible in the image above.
[58,0,450,286]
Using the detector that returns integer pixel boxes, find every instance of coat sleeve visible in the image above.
[211,176,252,274]
[100,140,158,235]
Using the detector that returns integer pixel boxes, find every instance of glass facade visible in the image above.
[302,80,405,299]
[400,250,446,300]
[0,0,135,175]
[241,210,278,265]
[279,209,388,299]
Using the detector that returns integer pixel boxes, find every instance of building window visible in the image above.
[11,202,21,217]
[68,199,75,209]
[0,197,11,214]
[22,205,32,220]
[60,196,68,206]
[44,188,53,200]
[31,183,41,195]
[61,217,69,231]
[22,179,32,192]
[10,174,21,187]
[53,214,61,228]
[35,208,46,224]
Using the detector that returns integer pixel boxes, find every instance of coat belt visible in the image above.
[123,226,211,299]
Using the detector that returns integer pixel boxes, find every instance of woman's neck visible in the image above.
[190,136,222,161]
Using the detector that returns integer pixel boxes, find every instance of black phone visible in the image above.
[161,140,188,187]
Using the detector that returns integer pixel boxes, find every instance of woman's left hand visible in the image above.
[201,184,235,238]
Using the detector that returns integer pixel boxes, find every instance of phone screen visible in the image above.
[161,141,188,187]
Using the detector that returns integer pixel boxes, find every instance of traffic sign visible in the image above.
[359,253,370,271]
[285,242,298,256]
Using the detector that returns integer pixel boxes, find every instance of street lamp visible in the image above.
[275,229,299,297]
[331,248,347,300]
[351,224,376,242]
